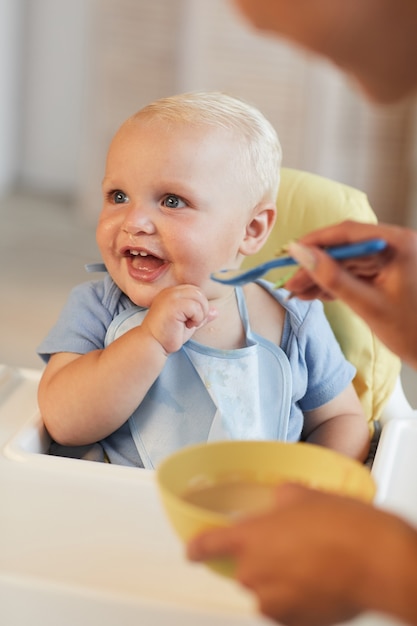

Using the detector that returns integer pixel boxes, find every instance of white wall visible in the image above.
[0,0,24,195]
[19,0,90,194]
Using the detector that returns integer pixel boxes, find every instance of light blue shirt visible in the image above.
[38,275,355,467]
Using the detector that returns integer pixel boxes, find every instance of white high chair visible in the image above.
[242,168,415,436]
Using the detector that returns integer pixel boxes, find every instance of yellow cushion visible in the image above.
[242,168,401,428]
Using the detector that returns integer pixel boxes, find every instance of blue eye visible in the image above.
[163,194,185,209]
[111,190,128,204]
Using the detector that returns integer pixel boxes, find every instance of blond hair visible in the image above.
[130,91,282,205]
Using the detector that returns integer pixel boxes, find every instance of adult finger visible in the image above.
[286,242,386,318]
[186,526,241,561]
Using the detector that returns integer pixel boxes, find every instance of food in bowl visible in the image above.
[156,440,376,576]
[182,480,277,518]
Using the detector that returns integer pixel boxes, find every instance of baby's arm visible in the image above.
[301,383,370,461]
[38,285,216,446]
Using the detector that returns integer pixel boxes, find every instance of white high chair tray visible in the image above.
[372,415,417,524]
[0,365,413,626]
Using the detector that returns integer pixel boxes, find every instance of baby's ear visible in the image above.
[239,201,276,255]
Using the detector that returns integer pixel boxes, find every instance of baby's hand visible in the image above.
[141,285,217,354]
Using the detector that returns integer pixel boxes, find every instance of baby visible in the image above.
[37,91,370,468]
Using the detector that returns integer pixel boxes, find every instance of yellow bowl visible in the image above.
[156,440,376,577]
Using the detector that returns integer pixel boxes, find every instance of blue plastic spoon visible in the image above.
[210,239,387,286]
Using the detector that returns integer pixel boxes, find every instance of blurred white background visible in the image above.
[1,0,416,401]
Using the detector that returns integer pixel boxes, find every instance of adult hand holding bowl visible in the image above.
[156,440,375,577]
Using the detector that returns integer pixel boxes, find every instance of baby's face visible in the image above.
[97,117,254,307]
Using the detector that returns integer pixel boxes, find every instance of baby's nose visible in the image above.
[122,205,156,236]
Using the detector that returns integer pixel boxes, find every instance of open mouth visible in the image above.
[124,249,165,273]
